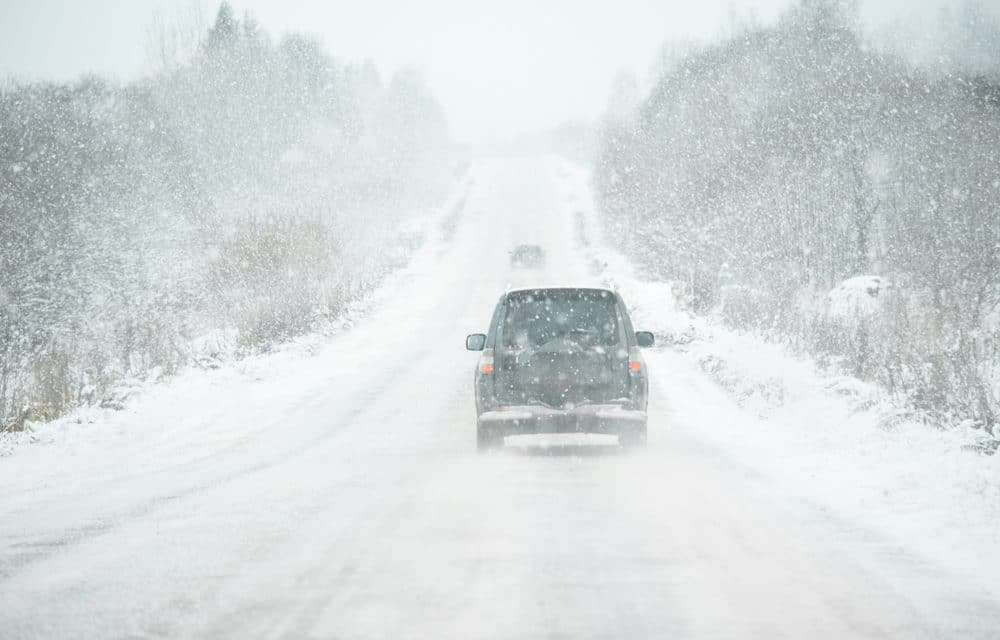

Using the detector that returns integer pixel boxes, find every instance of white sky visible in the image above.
[0,0,796,140]
[0,0,985,140]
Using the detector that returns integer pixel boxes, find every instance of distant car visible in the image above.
[466,287,654,451]
[509,244,546,269]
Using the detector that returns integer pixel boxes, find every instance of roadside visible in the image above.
[556,155,1000,627]
[0,168,473,459]
[2,155,998,639]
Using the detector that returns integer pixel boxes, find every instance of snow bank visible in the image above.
[827,275,889,321]
[0,169,474,458]
[556,155,1000,603]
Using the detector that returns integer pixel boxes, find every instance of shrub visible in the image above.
[208,216,345,350]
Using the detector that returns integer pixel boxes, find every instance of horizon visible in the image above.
[0,0,995,141]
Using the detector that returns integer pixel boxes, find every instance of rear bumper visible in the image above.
[477,404,646,436]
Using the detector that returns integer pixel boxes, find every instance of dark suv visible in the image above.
[466,287,654,451]
[509,244,546,269]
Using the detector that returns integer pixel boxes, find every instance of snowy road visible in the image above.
[1,157,997,639]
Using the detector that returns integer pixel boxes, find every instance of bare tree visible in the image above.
[145,1,206,72]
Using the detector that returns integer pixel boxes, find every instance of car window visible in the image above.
[501,291,620,349]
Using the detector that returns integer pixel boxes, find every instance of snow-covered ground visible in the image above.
[1,156,998,639]
[0,171,473,458]
[560,157,1000,631]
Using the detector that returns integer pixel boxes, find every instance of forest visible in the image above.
[0,3,450,430]
[595,0,1000,434]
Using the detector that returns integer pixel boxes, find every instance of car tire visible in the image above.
[477,423,504,452]
[620,423,648,449]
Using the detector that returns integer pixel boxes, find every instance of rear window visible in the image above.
[512,245,542,257]
[501,290,620,349]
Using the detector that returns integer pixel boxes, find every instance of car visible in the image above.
[509,244,546,269]
[465,287,654,451]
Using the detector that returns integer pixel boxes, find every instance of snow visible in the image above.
[1,156,998,637]
[560,156,1000,624]
[985,302,1000,332]
[0,172,474,459]
[2,0,999,634]
[828,275,890,320]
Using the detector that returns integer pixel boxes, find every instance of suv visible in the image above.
[509,244,546,269]
[466,287,654,451]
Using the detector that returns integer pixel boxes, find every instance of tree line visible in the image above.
[595,0,1000,434]
[0,2,449,430]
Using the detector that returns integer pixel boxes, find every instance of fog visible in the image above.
[2,1,1000,636]
[2,0,998,436]
[5,1,998,140]
[0,0,796,140]
[2,0,998,434]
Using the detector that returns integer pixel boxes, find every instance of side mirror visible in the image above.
[635,331,655,348]
[466,333,487,351]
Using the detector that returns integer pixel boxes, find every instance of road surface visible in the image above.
[0,157,996,639]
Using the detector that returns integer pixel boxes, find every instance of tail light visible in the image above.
[628,347,643,372]
[477,348,498,412]
[626,346,647,410]
[480,348,494,374]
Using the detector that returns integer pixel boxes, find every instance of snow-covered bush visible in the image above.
[0,3,452,430]
[827,276,889,323]
[208,217,345,349]
[717,284,781,331]
[595,0,1000,434]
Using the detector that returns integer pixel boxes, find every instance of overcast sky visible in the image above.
[0,0,990,140]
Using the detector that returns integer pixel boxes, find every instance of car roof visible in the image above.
[505,285,616,297]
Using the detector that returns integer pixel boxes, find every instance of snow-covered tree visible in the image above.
[596,0,1000,432]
